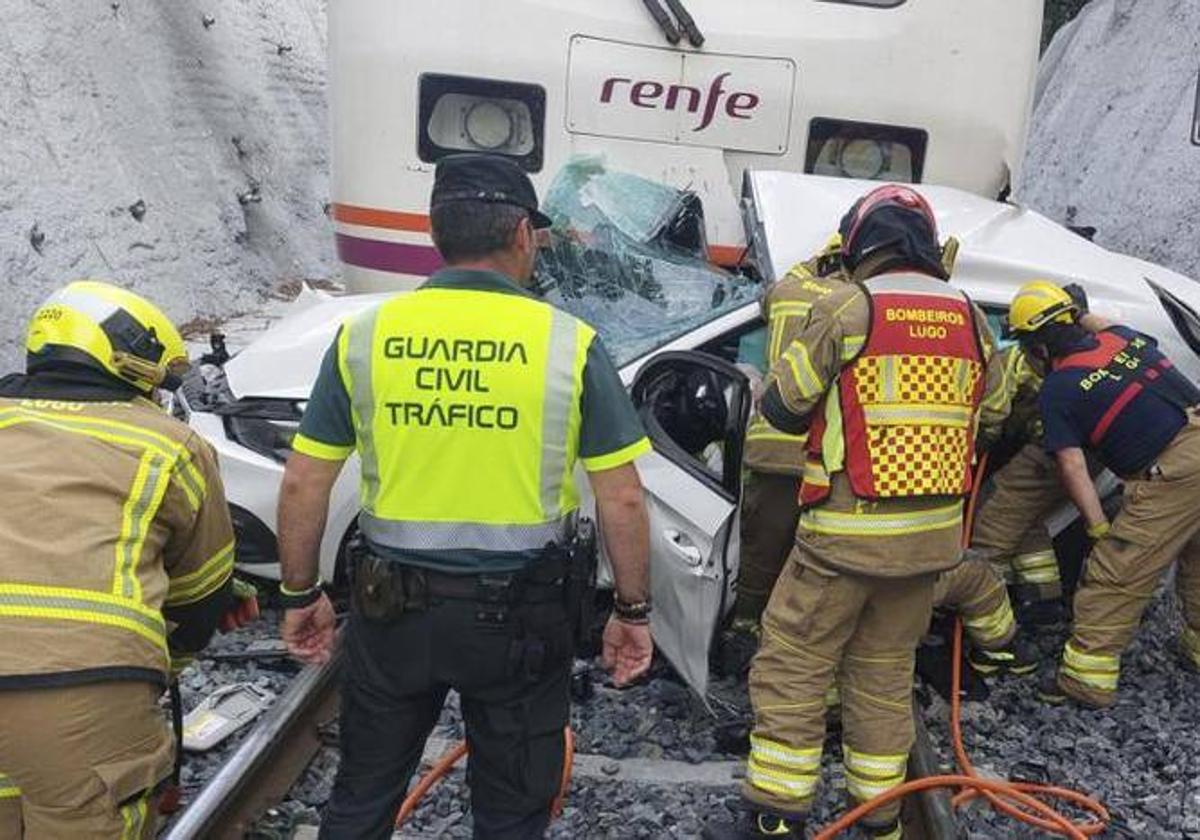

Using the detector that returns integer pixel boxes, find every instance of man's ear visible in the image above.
[514,216,535,253]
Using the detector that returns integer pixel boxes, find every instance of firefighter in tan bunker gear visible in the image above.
[0,281,238,840]
[735,237,847,628]
[705,186,1008,840]
[930,344,1045,677]
[968,345,1069,614]
[1006,281,1200,708]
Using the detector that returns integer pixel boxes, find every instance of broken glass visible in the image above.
[536,155,761,368]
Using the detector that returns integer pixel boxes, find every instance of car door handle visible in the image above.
[663,528,703,566]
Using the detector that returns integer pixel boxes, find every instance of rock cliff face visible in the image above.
[1020,0,1200,283]
[0,0,331,367]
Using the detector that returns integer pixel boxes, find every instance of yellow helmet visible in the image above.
[1008,280,1079,335]
[820,232,843,255]
[26,280,188,394]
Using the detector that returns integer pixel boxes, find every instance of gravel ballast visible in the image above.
[178,587,1200,838]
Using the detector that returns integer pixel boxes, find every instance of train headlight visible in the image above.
[805,118,928,184]
[837,138,889,180]
[419,74,546,171]
[463,100,517,151]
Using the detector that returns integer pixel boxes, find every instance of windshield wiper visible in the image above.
[664,0,705,47]
[641,0,681,45]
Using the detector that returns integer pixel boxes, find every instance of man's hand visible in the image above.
[219,578,261,632]
[601,615,653,687]
[282,593,336,665]
[1063,282,1089,315]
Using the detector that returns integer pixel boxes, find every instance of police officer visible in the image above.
[277,154,655,839]
[1006,280,1200,707]
[705,185,1007,840]
[0,281,238,838]
[732,236,846,633]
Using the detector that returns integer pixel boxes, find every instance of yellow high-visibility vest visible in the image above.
[339,287,594,552]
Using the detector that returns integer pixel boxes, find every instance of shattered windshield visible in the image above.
[535,156,761,368]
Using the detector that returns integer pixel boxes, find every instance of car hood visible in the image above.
[223,289,396,399]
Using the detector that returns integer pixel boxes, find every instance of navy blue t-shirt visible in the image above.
[1040,326,1196,476]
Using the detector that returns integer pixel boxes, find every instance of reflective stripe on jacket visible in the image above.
[801,273,985,506]
[745,262,847,475]
[0,398,233,685]
[338,287,594,552]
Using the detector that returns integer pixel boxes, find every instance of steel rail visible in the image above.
[163,649,342,840]
[905,702,960,840]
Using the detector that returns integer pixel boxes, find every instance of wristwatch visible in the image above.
[613,596,652,625]
[278,580,324,610]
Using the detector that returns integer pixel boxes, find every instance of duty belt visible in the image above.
[356,552,568,614]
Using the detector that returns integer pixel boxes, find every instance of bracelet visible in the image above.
[613,597,652,622]
[279,580,323,609]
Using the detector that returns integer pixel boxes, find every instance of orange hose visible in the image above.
[813,452,1110,838]
[394,727,575,828]
[550,726,575,818]
[394,740,468,827]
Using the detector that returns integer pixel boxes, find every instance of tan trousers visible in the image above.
[743,549,934,828]
[971,444,1063,601]
[933,558,1016,650]
[0,681,173,840]
[1059,420,1200,706]
[0,777,19,840]
[735,471,802,624]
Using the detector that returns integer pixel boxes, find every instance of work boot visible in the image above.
[1036,666,1110,708]
[968,632,1038,677]
[1018,598,1068,627]
[1035,667,1068,704]
[701,808,804,839]
[864,817,903,839]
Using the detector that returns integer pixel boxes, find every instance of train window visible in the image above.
[805,118,928,183]
[418,74,546,172]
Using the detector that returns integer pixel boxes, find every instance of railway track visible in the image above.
[164,651,342,840]
[162,648,959,840]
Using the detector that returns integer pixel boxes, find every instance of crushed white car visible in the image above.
[180,171,1200,698]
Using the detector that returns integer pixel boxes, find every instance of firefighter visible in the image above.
[931,555,1035,676]
[0,281,238,839]
[704,185,1007,840]
[969,343,1070,620]
[277,153,655,839]
[930,343,1046,677]
[732,235,846,632]
[0,778,17,839]
[1006,280,1200,707]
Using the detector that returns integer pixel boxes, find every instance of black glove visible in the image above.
[1063,282,1089,315]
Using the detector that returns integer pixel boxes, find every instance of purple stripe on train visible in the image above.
[336,233,443,276]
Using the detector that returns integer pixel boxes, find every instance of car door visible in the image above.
[627,350,750,699]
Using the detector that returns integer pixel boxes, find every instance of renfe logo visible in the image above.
[600,72,760,132]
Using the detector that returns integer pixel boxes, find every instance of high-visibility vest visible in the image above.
[800,273,985,505]
[744,266,846,475]
[339,287,594,553]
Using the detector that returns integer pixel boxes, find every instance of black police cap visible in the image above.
[431,153,552,229]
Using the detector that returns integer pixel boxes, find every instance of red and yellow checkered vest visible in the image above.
[800,273,985,505]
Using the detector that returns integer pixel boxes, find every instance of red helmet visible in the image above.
[839,185,940,271]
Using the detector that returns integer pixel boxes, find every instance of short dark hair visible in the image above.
[430,200,527,263]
